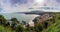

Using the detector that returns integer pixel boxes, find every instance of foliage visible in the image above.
[15,25,24,32]
[42,14,60,32]
[11,18,19,24]
[34,23,43,32]
[11,18,19,30]
[0,13,58,32]
[33,18,38,23]
[43,21,48,29]
[22,21,26,25]
[0,25,12,32]
[0,15,6,25]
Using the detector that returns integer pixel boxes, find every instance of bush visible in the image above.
[34,23,43,32]
[44,21,48,29]
[15,25,24,32]
[58,17,60,19]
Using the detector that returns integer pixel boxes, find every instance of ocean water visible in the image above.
[0,13,39,23]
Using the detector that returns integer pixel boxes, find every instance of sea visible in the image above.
[0,13,39,23]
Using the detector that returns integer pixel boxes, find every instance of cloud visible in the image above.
[0,0,60,13]
[10,0,28,4]
[56,0,60,3]
[0,0,34,13]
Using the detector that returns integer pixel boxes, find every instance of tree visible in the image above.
[26,24,30,31]
[58,17,60,19]
[0,15,6,25]
[11,18,19,24]
[4,22,10,27]
[15,25,24,32]
[11,22,16,30]
[33,18,38,23]
[34,23,43,32]
[0,19,2,24]
[25,24,35,32]
[22,21,26,25]
[44,21,48,29]
[11,18,19,30]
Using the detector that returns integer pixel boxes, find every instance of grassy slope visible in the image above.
[0,25,12,32]
[43,14,60,32]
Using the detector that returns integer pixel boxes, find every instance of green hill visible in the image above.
[0,25,12,32]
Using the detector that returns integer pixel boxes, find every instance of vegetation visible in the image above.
[0,13,59,32]
[42,14,60,32]
[15,25,24,32]
[0,15,6,25]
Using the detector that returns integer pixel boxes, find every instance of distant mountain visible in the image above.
[13,10,56,15]
[24,10,45,15]
[27,10,44,13]
[13,10,45,15]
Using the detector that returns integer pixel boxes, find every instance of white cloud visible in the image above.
[0,0,35,13]
[0,0,60,13]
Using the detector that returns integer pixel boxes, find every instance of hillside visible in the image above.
[0,13,59,32]
[0,25,12,32]
[42,14,60,32]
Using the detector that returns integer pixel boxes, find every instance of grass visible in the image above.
[0,25,12,32]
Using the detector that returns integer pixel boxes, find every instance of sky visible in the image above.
[0,0,60,13]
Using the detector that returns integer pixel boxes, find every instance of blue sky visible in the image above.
[0,0,60,13]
